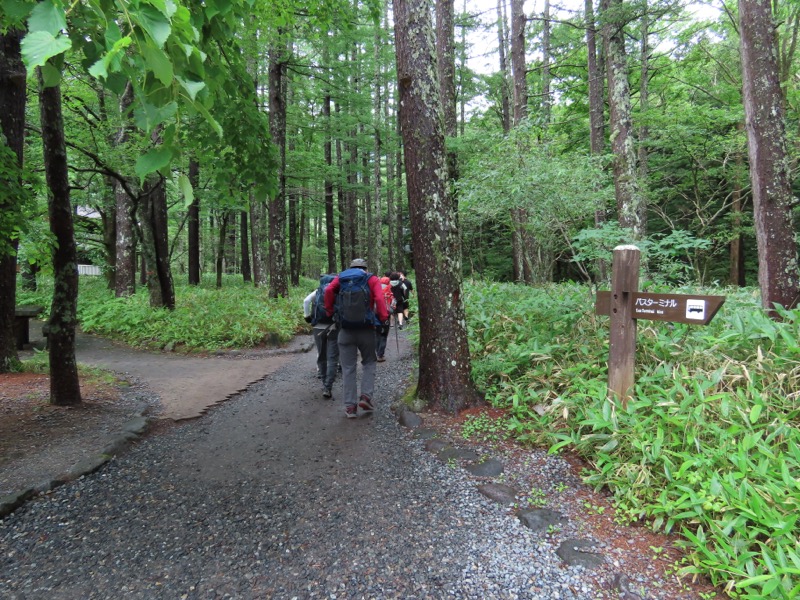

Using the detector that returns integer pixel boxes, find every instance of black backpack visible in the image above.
[335,268,379,329]
[312,274,336,325]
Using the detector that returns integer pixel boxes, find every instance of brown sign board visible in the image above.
[596,291,725,325]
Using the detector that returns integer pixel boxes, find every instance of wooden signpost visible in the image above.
[595,245,725,405]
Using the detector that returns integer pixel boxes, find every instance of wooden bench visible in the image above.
[15,305,44,349]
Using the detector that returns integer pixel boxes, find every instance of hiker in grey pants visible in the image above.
[338,328,377,412]
[323,258,390,418]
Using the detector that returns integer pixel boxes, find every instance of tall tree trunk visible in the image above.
[740,0,800,311]
[437,0,459,184]
[249,192,267,286]
[322,38,337,274]
[373,22,384,275]
[638,2,649,182]
[336,123,347,269]
[363,134,375,268]
[188,158,201,285]
[241,210,252,282]
[216,211,229,288]
[137,176,175,309]
[225,211,237,273]
[510,0,528,124]
[730,120,746,287]
[541,0,551,127]
[347,136,359,259]
[288,138,300,285]
[114,83,137,297]
[38,72,82,406]
[0,29,26,372]
[729,183,746,286]
[496,0,511,133]
[586,0,607,280]
[393,0,481,413]
[395,117,405,271]
[268,39,289,298]
[602,0,645,238]
[586,0,604,154]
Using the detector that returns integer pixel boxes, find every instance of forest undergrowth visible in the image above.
[465,280,800,600]
[17,275,800,598]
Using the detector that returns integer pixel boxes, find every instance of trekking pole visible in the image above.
[394,319,400,354]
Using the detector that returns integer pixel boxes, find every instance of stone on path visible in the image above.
[477,483,518,505]
[517,508,565,533]
[464,457,504,477]
[556,538,606,570]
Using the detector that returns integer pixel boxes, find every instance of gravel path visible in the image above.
[0,334,611,600]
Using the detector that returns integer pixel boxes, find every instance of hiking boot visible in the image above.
[322,387,332,398]
[376,355,386,363]
[345,404,358,419]
[358,394,374,413]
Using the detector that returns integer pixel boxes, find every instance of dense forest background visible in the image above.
[6,0,795,293]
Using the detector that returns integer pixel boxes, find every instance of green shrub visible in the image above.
[17,274,311,352]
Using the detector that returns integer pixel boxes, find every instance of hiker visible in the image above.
[398,272,414,324]
[324,258,390,418]
[376,276,395,362]
[303,274,340,398]
[389,273,406,329]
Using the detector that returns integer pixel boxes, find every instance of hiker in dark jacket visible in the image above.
[303,274,339,398]
[324,259,389,418]
[389,272,406,329]
[398,272,414,324]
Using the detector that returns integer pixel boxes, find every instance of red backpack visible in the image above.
[380,277,396,313]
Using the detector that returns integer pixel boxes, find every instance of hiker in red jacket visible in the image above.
[324,259,389,418]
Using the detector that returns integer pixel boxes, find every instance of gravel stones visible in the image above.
[0,333,700,599]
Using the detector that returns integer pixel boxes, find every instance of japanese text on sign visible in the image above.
[635,297,678,309]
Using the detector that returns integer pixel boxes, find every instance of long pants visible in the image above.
[313,325,339,390]
[376,330,388,358]
[338,327,377,407]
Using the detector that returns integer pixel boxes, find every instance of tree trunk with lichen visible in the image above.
[38,71,82,406]
[393,0,482,414]
[739,0,800,312]
[602,0,645,239]
[268,38,289,298]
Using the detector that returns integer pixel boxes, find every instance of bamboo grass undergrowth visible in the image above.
[17,275,311,352]
[464,280,800,599]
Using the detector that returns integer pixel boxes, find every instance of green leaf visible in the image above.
[20,31,72,70]
[40,62,61,87]
[749,403,763,424]
[28,0,66,36]
[193,101,222,137]
[179,174,194,207]
[137,5,172,48]
[135,146,175,181]
[143,45,173,86]
[176,77,204,101]
[88,36,132,80]
[2,0,35,26]
[133,100,177,132]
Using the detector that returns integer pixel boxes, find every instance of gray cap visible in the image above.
[350,258,368,269]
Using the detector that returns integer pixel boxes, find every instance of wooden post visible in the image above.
[608,245,640,406]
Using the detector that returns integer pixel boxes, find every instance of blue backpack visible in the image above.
[335,268,380,329]
[312,274,336,325]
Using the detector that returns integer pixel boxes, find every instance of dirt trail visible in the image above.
[26,320,313,421]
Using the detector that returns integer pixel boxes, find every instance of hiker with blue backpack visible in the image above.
[323,258,390,418]
[303,274,340,398]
